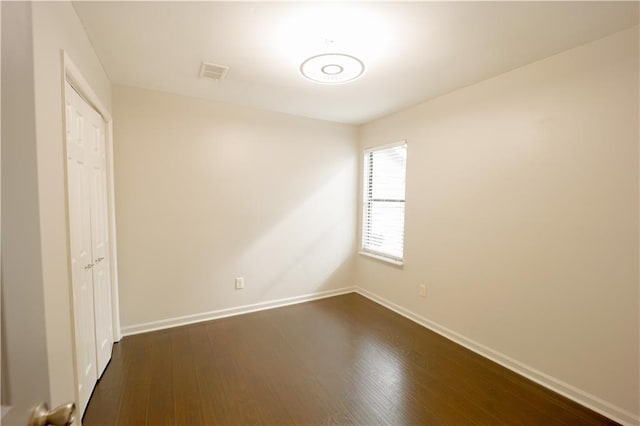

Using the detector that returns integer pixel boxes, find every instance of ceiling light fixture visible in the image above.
[300,53,365,84]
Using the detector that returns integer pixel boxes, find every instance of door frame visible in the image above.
[61,51,122,346]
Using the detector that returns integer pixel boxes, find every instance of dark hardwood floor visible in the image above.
[83,293,617,425]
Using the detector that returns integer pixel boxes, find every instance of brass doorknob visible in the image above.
[28,402,76,426]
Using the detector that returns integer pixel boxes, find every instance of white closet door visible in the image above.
[87,106,114,378]
[65,81,114,415]
[64,81,98,415]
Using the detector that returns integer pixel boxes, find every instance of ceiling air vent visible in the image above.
[199,62,229,81]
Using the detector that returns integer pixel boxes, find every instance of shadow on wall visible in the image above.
[113,85,359,327]
[237,159,356,301]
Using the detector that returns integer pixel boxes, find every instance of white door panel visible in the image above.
[64,81,114,415]
[65,82,97,415]
[88,115,113,378]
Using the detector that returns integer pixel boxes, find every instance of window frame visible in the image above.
[359,140,407,266]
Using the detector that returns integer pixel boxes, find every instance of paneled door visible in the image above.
[65,81,98,415]
[86,89,114,379]
[64,81,113,415]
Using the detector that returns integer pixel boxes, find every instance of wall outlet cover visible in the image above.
[235,277,244,289]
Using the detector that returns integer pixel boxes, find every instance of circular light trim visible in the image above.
[321,64,343,75]
[300,53,365,84]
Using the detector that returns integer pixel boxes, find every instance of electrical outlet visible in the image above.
[235,277,244,289]
[419,284,427,297]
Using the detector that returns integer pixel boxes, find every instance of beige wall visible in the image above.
[30,0,112,409]
[1,1,51,410]
[113,85,357,329]
[357,27,639,420]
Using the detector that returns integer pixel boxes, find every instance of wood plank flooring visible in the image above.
[83,293,618,425]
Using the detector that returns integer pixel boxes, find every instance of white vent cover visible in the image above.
[199,62,229,81]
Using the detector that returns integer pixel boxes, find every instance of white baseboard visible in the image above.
[121,286,356,336]
[354,286,639,426]
[120,285,637,424]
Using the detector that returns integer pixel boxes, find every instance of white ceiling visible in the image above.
[73,1,638,124]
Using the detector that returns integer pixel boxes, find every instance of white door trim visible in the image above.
[61,50,121,342]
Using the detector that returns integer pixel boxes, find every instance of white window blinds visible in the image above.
[362,142,407,262]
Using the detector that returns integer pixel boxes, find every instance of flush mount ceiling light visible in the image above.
[300,53,365,84]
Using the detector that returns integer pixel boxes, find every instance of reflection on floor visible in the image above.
[84,293,616,425]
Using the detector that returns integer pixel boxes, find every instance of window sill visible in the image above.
[358,251,404,266]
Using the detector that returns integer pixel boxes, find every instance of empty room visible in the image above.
[1,1,638,425]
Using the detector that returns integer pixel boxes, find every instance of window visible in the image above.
[361,141,407,264]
